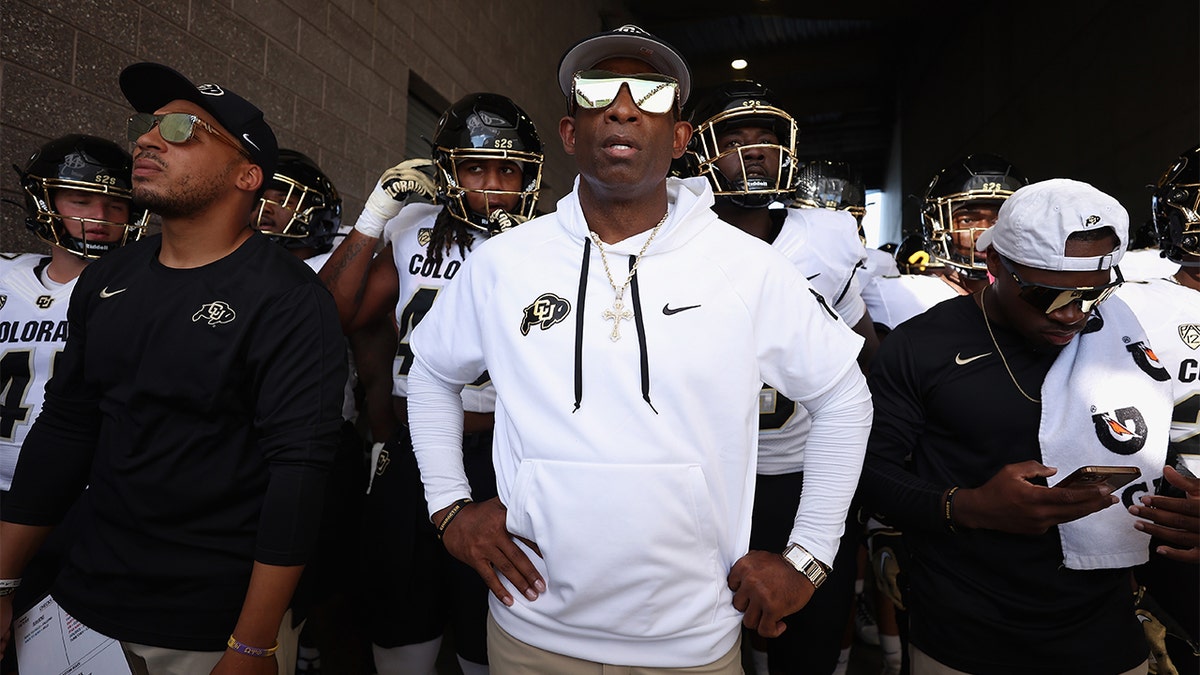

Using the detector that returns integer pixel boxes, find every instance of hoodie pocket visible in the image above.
[506,458,727,638]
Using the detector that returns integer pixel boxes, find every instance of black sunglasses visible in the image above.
[997,255,1123,314]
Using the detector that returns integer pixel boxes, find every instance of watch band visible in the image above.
[781,543,829,589]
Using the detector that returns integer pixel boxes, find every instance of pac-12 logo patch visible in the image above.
[417,228,434,247]
[1179,324,1200,350]
[192,301,236,326]
[1091,406,1148,455]
[1126,341,1171,381]
[521,293,570,336]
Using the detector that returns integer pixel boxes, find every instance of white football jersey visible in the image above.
[757,207,868,475]
[865,273,964,332]
[387,203,495,413]
[1120,248,1179,282]
[0,254,74,491]
[1118,277,1200,448]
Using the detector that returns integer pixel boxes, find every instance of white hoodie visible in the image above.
[408,176,870,667]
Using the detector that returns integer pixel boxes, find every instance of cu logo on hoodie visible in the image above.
[193,301,236,327]
[1091,406,1147,455]
[1126,341,1170,382]
[521,293,570,336]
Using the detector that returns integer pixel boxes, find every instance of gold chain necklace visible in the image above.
[589,210,669,342]
[980,286,1040,404]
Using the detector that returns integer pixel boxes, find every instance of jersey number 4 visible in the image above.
[0,350,57,441]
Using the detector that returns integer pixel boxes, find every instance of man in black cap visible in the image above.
[406,26,871,673]
[0,63,346,675]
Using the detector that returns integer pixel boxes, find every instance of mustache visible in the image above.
[134,150,166,169]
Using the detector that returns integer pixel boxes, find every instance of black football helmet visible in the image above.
[794,160,867,225]
[895,233,940,274]
[1151,144,1200,263]
[254,149,342,253]
[16,134,147,259]
[686,81,799,208]
[432,93,543,234]
[921,153,1028,279]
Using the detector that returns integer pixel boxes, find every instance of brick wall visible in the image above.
[1,0,602,253]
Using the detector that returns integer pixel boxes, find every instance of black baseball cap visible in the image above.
[119,62,278,180]
[557,25,692,106]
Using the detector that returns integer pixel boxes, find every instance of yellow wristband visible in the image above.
[226,635,278,658]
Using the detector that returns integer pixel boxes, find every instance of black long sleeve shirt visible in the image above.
[4,233,347,650]
[858,295,1145,674]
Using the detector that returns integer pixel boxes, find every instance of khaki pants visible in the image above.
[910,645,1148,675]
[123,610,303,675]
[486,612,743,675]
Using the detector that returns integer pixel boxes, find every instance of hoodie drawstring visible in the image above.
[573,238,590,412]
[627,257,657,414]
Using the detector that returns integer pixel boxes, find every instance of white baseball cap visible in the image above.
[975,178,1128,271]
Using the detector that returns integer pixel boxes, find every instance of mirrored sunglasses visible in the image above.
[999,255,1123,314]
[127,112,250,158]
[572,70,679,115]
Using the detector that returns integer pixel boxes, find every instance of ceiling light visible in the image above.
[731,59,748,70]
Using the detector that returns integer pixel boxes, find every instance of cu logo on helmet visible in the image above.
[192,301,236,326]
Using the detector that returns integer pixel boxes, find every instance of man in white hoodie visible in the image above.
[406,25,872,673]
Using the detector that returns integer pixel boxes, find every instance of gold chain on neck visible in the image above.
[980,286,1041,404]
[590,210,669,341]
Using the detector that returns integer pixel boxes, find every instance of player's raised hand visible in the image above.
[355,158,436,237]
[380,158,436,202]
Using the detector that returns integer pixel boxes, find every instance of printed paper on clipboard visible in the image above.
[14,594,132,675]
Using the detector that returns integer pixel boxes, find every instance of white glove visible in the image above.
[354,158,436,238]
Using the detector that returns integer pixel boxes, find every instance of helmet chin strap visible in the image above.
[724,177,776,209]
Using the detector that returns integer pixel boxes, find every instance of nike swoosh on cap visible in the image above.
[954,352,992,365]
[242,133,261,151]
[662,303,700,315]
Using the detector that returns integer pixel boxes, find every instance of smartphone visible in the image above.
[1054,465,1141,493]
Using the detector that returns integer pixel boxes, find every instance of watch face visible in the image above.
[783,544,826,588]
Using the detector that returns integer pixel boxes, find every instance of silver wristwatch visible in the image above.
[781,543,829,588]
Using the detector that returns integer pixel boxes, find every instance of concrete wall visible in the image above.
[889,0,1199,241]
[1,0,601,253]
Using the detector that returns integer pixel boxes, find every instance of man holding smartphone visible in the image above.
[860,179,1173,674]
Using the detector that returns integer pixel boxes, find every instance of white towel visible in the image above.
[1039,296,1172,570]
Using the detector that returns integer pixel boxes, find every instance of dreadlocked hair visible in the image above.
[425,206,475,262]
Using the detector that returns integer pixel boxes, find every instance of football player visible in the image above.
[253,149,371,675]
[685,81,877,675]
[254,148,343,264]
[866,154,1029,337]
[794,158,904,673]
[1,135,146,494]
[1119,144,1200,675]
[318,92,542,675]
[0,135,145,670]
[923,152,1027,293]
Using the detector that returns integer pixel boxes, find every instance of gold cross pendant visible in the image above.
[602,299,633,341]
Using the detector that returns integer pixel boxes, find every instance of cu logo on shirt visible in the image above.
[521,293,570,336]
[192,301,237,326]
